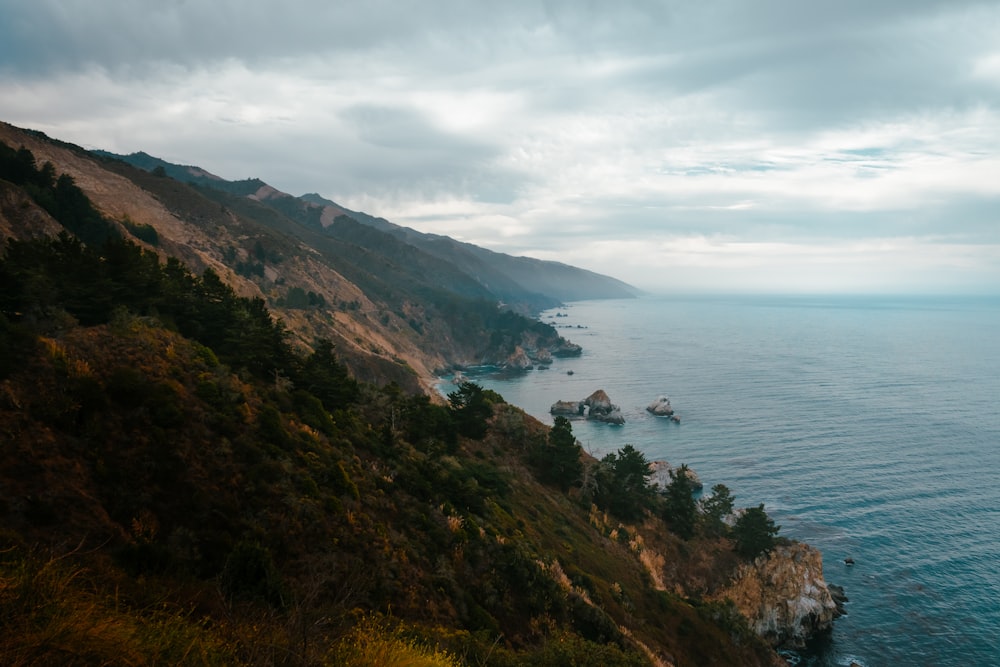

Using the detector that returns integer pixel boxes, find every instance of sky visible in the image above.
[2,0,999,294]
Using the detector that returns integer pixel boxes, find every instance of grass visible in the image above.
[0,548,235,666]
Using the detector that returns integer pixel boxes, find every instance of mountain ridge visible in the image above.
[96,149,641,307]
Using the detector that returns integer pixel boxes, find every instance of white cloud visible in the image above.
[2,0,1000,293]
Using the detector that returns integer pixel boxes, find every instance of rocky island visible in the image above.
[551,388,626,424]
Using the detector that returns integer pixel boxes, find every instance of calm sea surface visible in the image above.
[444,294,1000,666]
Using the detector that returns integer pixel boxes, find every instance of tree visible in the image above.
[296,339,359,410]
[448,381,494,439]
[663,464,697,539]
[699,484,735,537]
[733,504,780,561]
[592,444,654,521]
[533,416,583,491]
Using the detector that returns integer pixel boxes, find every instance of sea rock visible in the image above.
[715,543,842,649]
[550,400,584,416]
[552,341,583,357]
[597,408,625,425]
[550,389,625,424]
[583,389,614,413]
[648,461,703,491]
[646,395,675,416]
[583,389,625,424]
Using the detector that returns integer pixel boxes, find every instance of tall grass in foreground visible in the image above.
[327,616,460,667]
[0,548,234,666]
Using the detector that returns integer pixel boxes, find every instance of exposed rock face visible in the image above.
[505,346,533,371]
[552,341,583,357]
[648,461,703,491]
[646,395,674,416]
[583,389,624,425]
[584,389,614,412]
[549,389,624,424]
[533,348,553,365]
[716,543,842,649]
[550,400,584,416]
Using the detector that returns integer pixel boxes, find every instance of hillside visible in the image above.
[4,122,601,394]
[0,122,839,665]
[0,234,780,665]
[94,149,641,308]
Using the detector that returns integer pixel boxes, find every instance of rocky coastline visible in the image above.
[714,543,846,649]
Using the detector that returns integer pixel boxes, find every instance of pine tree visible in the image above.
[733,504,780,560]
[663,464,698,539]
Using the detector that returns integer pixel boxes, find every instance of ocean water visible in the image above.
[447,294,1000,666]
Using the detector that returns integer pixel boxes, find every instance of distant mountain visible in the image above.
[97,150,640,308]
[300,192,642,304]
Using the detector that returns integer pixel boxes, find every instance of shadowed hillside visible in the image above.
[0,122,835,666]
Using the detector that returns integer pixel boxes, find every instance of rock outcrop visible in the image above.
[552,341,583,357]
[550,400,584,416]
[505,346,533,371]
[646,395,674,416]
[583,389,625,424]
[550,389,624,424]
[648,460,703,491]
[715,543,842,649]
[647,395,681,422]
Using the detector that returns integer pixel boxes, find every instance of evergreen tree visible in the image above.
[663,464,697,539]
[593,444,653,521]
[533,416,583,491]
[448,381,494,439]
[699,483,735,537]
[733,504,780,561]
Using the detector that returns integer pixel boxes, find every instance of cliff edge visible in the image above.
[714,543,841,648]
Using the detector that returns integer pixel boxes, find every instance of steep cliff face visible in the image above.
[714,543,840,648]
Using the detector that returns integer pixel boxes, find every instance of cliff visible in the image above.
[713,543,842,648]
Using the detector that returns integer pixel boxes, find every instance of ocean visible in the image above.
[445,294,1000,666]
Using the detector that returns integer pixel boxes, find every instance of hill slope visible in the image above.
[4,122,596,392]
[0,121,839,665]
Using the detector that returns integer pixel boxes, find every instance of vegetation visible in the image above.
[733,504,781,561]
[530,416,584,492]
[0,136,786,665]
[588,444,656,522]
[663,464,699,540]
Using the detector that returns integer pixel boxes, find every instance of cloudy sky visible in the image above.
[2,1,999,293]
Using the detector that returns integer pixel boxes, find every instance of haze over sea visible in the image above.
[450,294,1000,666]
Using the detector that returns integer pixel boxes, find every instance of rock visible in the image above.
[646,395,674,416]
[714,543,842,649]
[648,461,703,491]
[598,408,625,425]
[550,400,584,416]
[583,389,625,424]
[583,389,614,412]
[828,584,848,616]
[533,348,553,365]
[504,346,533,371]
[550,389,625,424]
[552,341,583,357]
